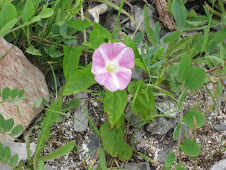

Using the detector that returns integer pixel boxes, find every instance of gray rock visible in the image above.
[73,92,89,132]
[121,162,151,170]
[132,68,145,81]
[125,109,144,128]
[0,141,36,169]
[88,135,101,159]
[45,165,58,170]
[210,159,226,170]
[214,124,226,131]
[157,101,179,117]
[128,5,156,32]
[146,117,177,135]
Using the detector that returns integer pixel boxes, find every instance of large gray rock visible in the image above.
[210,159,226,170]
[0,37,49,141]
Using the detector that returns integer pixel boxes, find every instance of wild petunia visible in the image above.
[91,42,135,92]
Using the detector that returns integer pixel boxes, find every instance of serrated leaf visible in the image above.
[22,0,34,22]
[164,152,176,168]
[2,87,11,100]
[171,0,187,29]
[39,8,54,18]
[104,90,127,127]
[26,46,41,56]
[183,110,205,129]
[185,67,206,90]
[100,122,132,161]
[37,141,75,162]
[180,139,200,157]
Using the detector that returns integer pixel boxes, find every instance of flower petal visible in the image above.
[116,70,132,90]
[118,47,135,69]
[95,72,119,92]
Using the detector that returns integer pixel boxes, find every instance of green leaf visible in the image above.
[163,31,181,43]
[10,125,23,136]
[144,5,156,46]
[178,54,192,82]
[100,122,132,161]
[39,8,54,18]
[180,139,200,157]
[104,90,127,127]
[22,0,34,22]
[33,98,62,162]
[124,35,141,60]
[88,29,105,50]
[37,141,75,162]
[2,87,11,100]
[164,152,176,168]
[183,110,205,129]
[205,55,224,67]
[0,18,17,37]
[222,13,226,25]
[35,97,43,108]
[61,98,80,112]
[168,75,181,93]
[99,147,107,170]
[37,161,45,170]
[3,118,14,132]
[154,22,160,44]
[185,67,206,90]
[2,146,11,163]
[26,46,41,56]
[171,0,187,29]
[206,40,218,53]
[173,123,181,140]
[133,32,144,47]
[18,89,25,98]
[133,81,155,119]
[93,23,111,38]
[63,46,82,82]
[68,19,91,31]
[63,63,96,96]
[216,82,223,98]
[10,89,19,99]
[0,3,17,29]
[9,154,18,166]
[176,162,186,170]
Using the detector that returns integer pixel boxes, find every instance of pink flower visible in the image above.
[91,42,135,92]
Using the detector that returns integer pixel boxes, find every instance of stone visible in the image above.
[157,101,179,117]
[146,117,177,135]
[210,159,226,170]
[121,162,151,170]
[73,92,89,132]
[0,37,49,141]
[128,5,156,32]
[87,135,101,159]
[214,124,226,131]
[132,68,145,81]
[0,141,36,169]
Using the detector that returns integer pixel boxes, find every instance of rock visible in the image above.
[121,162,151,170]
[125,106,143,128]
[0,141,36,169]
[157,101,179,117]
[0,37,49,141]
[210,159,226,170]
[46,72,65,92]
[128,5,156,32]
[146,117,177,135]
[214,124,226,131]
[45,165,58,170]
[88,135,101,159]
[132,68,145,81]
[73,92,89,132]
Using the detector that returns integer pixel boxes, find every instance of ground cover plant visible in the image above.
[0,0,225,169]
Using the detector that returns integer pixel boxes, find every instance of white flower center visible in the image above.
[106,63,118,73]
